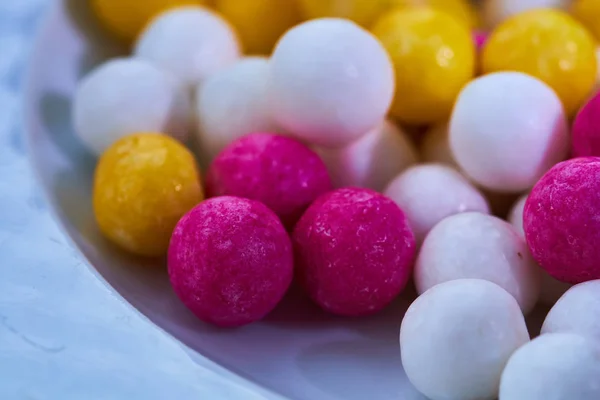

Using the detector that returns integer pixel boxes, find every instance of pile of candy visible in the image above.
[75,0,600,398]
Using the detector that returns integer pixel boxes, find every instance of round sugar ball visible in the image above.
[524,157,600,284]
[499,333,600,400]
[134,6,241,88]
[482,0,570,29]
[316,120,418,192]
[206,133,332,229]
[450,72,569,192]
[508,193,572,304]
[269,18,395,148]
[416,212,541,313]
[73,58,191,156]
[541,280,600,342]
[94,133,203,257]
[401,279,530,400]
[384,164,489,244]
[168,196,293,327]
[572,91,600,157]
[293,188,416,316]
[420,123,460,169]
[194,57,279,163]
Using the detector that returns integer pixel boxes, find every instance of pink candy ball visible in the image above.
[168,196,294,327]
[206,133,332,229]
[524,157,600,284]
[293,187,416,316]
[572,91,600,157]
[473,30,488,52]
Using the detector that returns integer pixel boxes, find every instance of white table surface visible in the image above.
[0,2,270,398]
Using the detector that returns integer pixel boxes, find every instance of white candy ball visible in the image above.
[541,280,600,342]
[499,333,600,400]
[73,58,191,155]
[194,57,279,163]
[401,279,530,400]
[134,7,241,88]
[449,72,569,193]
[317,120,417,192]
[508,194,571,304]
[420,123,460,169]
[483,0,570,29]
[415,212,541,313]
[384,164,489,244]
[269,18,395,148]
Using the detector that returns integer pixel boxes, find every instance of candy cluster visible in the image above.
[76,0,600,399]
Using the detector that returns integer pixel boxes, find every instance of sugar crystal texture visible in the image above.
[168,196,293,327]
[524,157,600,284]
[206,133,332,229]
[293,187,415,316]
[401,279,530,400]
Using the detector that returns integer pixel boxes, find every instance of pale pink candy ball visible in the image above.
[415,212,541,313]
[293,187,416,316]
[524,157,600,284]
[317,120,418,192]
[508,193,571,304]
[384,164,489,244]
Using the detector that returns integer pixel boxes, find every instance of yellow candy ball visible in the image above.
[93,133,203,257]
[298,0,389,27]
[91,0,206,43]
[389,0,479,28]
[482,9,597,117]
[215,0,300,55]
[372,8,476,125]
[572,0,600,41]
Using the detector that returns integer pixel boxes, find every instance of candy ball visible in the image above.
[401,279,530,400]
[482,9,597,117]
[91,0,205,43]
[293,188,416,316]
[134,6,241,88]
[194,57,279,163]
[269,18,395,148]
[508,194,572,304]
[297,0,389,27]
[482,0,570,29]
[317,120,418,192]
[572,91,600,157]
[419,123,460,169]
[93,133,203,257]
[499,333,600,400]
[524,157,600,284]
[215,0,300,55]
[390,0,479,29]
[168,196,293,327]
[73,58,191,156]
[384,164,489,244]
[415,212,541,313]
[572,0,600,41]
[206,133,331,229]
[541,280,600,342]
[450,72,569,192]
[372,8,475,125]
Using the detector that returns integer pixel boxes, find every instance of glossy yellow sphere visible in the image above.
[215,0,300,55]
[372,8,475,125]
[482,9,597,117]
[298,0,389,27]
[389,0,479,28]
[93,133,203,257]
[572,0,600,41]
[91,0,206,43]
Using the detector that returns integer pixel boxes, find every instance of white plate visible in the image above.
[24,1,427,399]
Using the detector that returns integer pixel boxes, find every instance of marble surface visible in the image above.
[0,2,270,399]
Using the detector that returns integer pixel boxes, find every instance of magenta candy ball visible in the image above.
[572,91,600,157]
[206,132,332,229]
[293,187,416,316]
[524,158,600,284]
[168,196,294,327]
